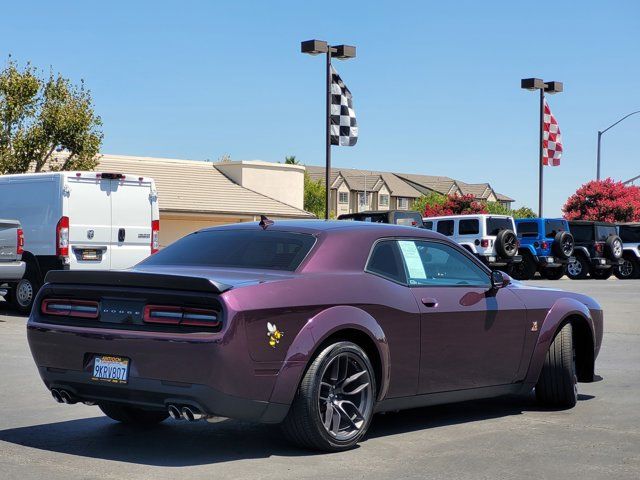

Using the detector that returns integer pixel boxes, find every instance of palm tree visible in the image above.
[284,155,300,165]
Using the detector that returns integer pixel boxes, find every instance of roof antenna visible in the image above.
[259,215,274,230]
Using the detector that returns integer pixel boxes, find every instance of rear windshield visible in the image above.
[596,225,617,241]
[141,230,316,271]
[545,220,566,239]
[339,213,387,223]
[570,224,594,242]
[394,211,423,227]
[619,225,640,243]
[486,217,513,236]
[517,221,538,237]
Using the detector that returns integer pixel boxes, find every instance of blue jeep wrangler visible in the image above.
[512,218,575,280]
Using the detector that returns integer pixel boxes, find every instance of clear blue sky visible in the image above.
[2,1,639,214]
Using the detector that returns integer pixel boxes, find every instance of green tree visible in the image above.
[284,155,299,165]
[304,173,326,218]
[412,192,445,214]
[0,59,103,174]
[484,201,536,218]
[512,206,537,219]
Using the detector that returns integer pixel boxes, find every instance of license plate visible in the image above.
[82,249,100,261]
[92,355,129,384]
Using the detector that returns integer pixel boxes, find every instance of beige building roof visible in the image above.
[307,166,514,203]
[98,154,313,218]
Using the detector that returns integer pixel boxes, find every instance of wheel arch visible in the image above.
[268,305,390,408]
[525,298,596,385]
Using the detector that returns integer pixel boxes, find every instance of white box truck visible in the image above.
[0,171,160,312]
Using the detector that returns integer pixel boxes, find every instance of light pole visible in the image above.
[301,40,356,219]
[596,110,640,180]
[521,78,563,217]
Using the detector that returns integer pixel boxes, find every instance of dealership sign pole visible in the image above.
[302,40,357,219]
[521,78,563,217]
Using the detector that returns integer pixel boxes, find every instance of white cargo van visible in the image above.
[0,171,159,312]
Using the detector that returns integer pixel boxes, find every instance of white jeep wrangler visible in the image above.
[615,223,640,279]
[422,214,521,269]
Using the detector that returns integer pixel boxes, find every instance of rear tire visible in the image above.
[510,252,537,280]
[281,341,376,452]
[614,257,639,279]
[566,255,589,280]
[535,323,578,409]
[99,403,169,426]
[10,262,40,314]
[542,266,565,280]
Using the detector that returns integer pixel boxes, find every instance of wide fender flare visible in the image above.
[459,242,477,254]
[622,247,640,259]
[269,305,390,405]
[524,297,595,385]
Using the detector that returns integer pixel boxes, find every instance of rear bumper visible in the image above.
[536,255,571,267]
[27,321,290,424]
[0,260,25,283]
[37,366,288,423]
[477,254,522,267]
[590,257,623,268]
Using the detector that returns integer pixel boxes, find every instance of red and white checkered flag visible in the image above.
[542,99,562,166]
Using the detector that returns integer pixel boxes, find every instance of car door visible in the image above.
[395,239,528,394]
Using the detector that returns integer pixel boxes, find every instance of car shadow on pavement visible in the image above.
[0,392,594,465]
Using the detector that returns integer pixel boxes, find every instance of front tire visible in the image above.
[535,323,578,408]
[282,341,376,451]
[99,403,169,426]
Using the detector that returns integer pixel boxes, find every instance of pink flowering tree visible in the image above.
[562,178,640,222]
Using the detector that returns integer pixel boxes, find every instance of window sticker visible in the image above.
[398,240,427,279]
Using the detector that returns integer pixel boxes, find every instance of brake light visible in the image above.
[481,239,489,248]
[595,242,604,254]
[151,220,160,254]
[56,216,69,257]
[41,299,99,319]
[16,228,24,255]
[541,241,548,250]
[143,305,220,328]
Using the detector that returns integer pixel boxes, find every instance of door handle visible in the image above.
[421,297,438,308]
[118,228,125,242]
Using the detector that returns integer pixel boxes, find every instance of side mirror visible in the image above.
[491,270,511,289]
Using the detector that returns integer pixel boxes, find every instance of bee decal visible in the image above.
[267,322,283,348]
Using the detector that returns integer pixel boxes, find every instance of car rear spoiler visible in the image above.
[44,270,233,294]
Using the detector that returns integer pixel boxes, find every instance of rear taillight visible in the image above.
[151,220,160,254]
[595,242,604,254]
[143,305,220,328]
[16,228,24,255]
[41,299,99,319]
[541,241,549,250]
[480,239,489,248]
[56,216,69,257]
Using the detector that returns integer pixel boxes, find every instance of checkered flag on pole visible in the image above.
[542,99,562,166]
[330,65,358,146]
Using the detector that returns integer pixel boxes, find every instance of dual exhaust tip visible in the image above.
[51,390,203,421]
[51,388,76,404]
[167,404,204,421]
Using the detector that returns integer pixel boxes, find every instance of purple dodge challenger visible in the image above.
[27,220,603,451]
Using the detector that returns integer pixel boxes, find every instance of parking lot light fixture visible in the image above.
[521,77,563,217]
[301,39,357,219]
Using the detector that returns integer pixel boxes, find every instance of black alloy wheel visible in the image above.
[614,257,639,279]
[282,341,375,451]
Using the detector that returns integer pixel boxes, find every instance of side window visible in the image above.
[436,220,454,236]
[459,219,479,235]
[517,221,538,237]
[366,241,407,284]
[397,240,489,287]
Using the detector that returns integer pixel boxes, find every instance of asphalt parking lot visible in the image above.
[0,279,638,480]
